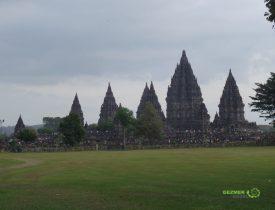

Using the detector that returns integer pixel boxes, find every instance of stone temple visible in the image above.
[137,82,165,121]
[212,112,221,128]
[14,115,25,134]
[70,93,84,126]
[215,70,249,128]
[166,50,210,131]
[98,83,118,124]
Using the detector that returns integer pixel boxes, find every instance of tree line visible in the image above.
[10,102,164,147]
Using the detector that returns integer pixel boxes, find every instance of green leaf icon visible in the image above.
[247,188,261,199]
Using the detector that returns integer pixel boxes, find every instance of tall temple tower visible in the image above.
[14,115,25,134]
[166,50,210,131]
[137,83,150,119]
[98,83,118,124]
[137,82,165,121]
[70,93,84,126]
[218,70,246,127]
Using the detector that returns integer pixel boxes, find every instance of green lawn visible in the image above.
[0,147,274,210]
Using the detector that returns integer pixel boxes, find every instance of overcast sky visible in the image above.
[0,0,274,126]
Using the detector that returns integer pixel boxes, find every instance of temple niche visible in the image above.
[70,93,84,126]
[14,115,25,134]
[166,50,210,131]
[137,82,165,121]
[98,83,118,124]
[214,70,256,129]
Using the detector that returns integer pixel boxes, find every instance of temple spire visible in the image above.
[14,115,25,134]
[137,82,165,121]
[84,122,89,129]
[70,93,84,125]
[212,112,220,128]
[98,83,118,124]
[228,69,235,81]
[166,50,210,130]
[107,82,112,93]
[218,70,245,127]
[137,83,151,119]
[180,50,188,65]
[150,81,155,92]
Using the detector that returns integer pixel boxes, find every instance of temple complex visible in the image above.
[98,83,118,124]
[166,51,210,131]
[137,82,165,121]
[70,93,84,126]
[14,115,25,134]
[6,51,264,149]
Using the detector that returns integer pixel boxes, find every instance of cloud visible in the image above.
[0,75,161,125]
[0,0,274,125]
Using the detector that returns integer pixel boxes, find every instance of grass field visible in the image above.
[0,147,275,210]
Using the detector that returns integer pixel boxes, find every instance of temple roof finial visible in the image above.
[74,92,79,100]
[182,49,186,56]
[150,81,154,89]
[229,69,233,77]
[107,82,112,93]
[180,50,188,64]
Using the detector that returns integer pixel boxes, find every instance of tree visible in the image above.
[90,123,98,129]
[98,119,115,131]
[59,113,85,146]
[265,0,275,27]
[0,133,6,142]
[17,128,38,142]
[37,127,53,135]
[43,117,63,132]
[136,103,164,145]
[0,133,7,149]
[114,106,136,148]
[250,72,275,127]
[8,139,22,152]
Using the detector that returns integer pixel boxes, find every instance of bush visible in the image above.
[17,128,38,143]
[136,103,164,145]
[37,127,54,135]
[59,114,85,146]
[8,139,22,152]
[98,119,114,131]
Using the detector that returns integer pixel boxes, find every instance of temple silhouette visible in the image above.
[15,50,257,135]
[91,50,256,132]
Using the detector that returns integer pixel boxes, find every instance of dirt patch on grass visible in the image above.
[0,158,41,174]
[10,158,41,169]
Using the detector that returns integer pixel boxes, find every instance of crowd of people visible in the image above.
[0,126,274,152]
[165,129,262,145]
